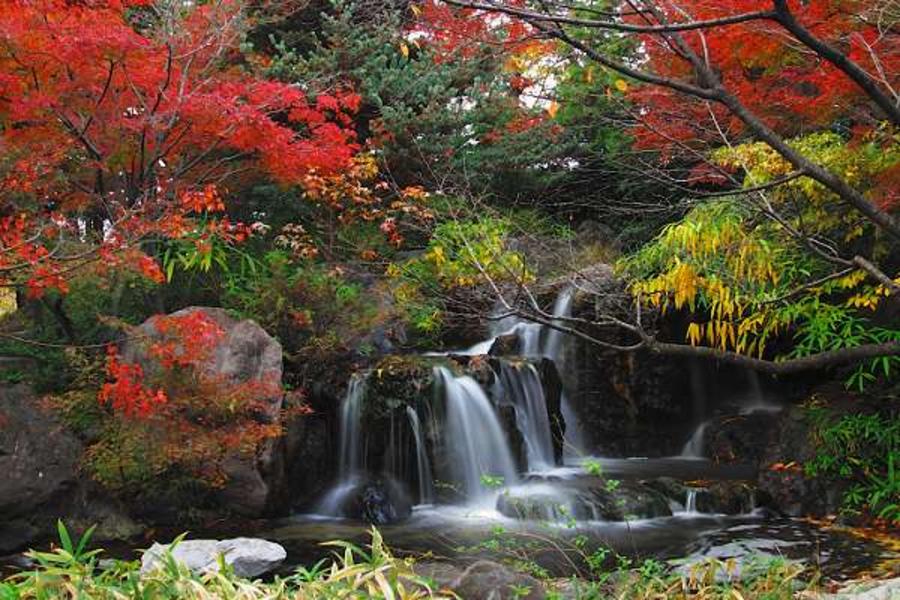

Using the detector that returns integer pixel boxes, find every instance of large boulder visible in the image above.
[450,560,546,600]
[124,307,284,517]
[140,537,286,578]
[757,405,842,517]
[0,384,82,551]
[0,384,140,552]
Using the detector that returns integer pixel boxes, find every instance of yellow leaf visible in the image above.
[0,288,16,318]
[399,42,409,58]
[547,100,559,118]
[615,79,629,92]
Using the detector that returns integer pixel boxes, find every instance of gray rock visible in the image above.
[0,384,81,519]
[450,560,545,600]
[0,384,140,552]
[140,537,286,578]
[123,307,284,517]
[0,384,81,552]
[817,577,900,599]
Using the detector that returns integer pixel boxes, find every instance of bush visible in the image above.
[805,401,900,524]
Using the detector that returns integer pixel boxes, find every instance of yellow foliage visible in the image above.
[0,287,15,318]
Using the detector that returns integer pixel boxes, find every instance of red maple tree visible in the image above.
[0,0,361,297]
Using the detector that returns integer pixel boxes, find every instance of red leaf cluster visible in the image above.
[0,0,362,292]
[98,346,168,418]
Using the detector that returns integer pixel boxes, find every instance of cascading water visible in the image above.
[435,366,518,503]
[680,421,709,459]
[684,488,700,514]
[544,286,575,360]
[317,375,367,515]
[496,361,556,472]
[338,375,365,476]
[406,406,434,505]
[542,287,586,457]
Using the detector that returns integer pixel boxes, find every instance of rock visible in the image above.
[0,384,81,552]
[450,560,545,600]
[336,477,412,524]
[413,561,464,589]
[0,385,81,520]
[0,384,140,552]
[140,537,286,578]
[488,333,520,356]
[757,405,840,517]
[705,412,780,466]
[123,307,284,517]
[695,481,757,515]
[497,479,671,522]
[822,577,900,599]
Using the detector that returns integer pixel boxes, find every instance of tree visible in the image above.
[416,0,900,377]
[0,0,360,299]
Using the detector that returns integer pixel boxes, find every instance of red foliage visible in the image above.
[99,347,168,418]
[148,312,225,370]
[0,0,361,294]
[626,0,900,157]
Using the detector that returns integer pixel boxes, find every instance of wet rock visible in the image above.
[695,481,757,515]
[705,412,780,466]
[450,560,545,600]
[496,479,672,522]
[140,537,286,578]
[488,333,520,356]
[337,478,412,524]
[281,405,332,510]
[123,307,284,517]
[757,405,841,517]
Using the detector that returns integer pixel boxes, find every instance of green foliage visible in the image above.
[4,527,452,599]
[220,250,379,355]
[387,214,531,338]
[267,1,560,200]
[479,474,506,490]
[805,405,900,523]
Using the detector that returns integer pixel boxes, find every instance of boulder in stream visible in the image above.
[497,478,672,522]
[328,476,413,524]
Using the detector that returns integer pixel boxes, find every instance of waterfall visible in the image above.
[680,421,708,459]
[543,286,585,456]
[317,375,367,515]
[544,286,575,360]
[497,361,556,472]
[684,488,699,513]
[740,370,782,415]
[338,375,366,476]
[436,367,518,502]
[406,406,434,505]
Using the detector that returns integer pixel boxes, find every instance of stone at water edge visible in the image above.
[450,560,546,600]
[815,577,900,599]
[140,538,286,578]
